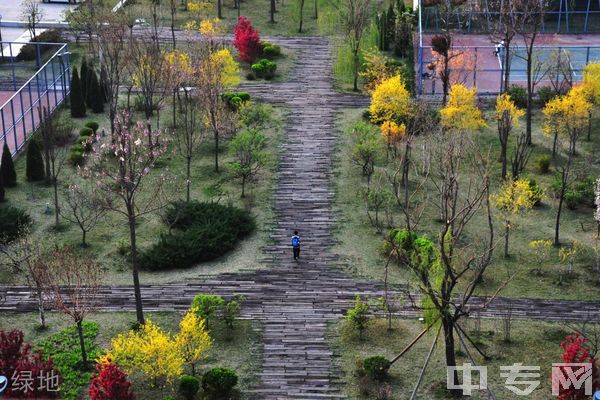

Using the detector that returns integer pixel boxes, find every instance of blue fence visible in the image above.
[0,41,71,157]
[417,45,600,95]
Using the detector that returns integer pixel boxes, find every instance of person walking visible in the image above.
[291,230,301,261]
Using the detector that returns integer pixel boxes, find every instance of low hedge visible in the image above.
[139,201,255,271]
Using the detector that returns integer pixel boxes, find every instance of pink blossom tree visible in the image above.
[86,111,171,324]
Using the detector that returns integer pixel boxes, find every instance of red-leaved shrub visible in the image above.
[0,329,60,399]
[233,16,260,63]
[553,333,599,400]
[89,360,135,400]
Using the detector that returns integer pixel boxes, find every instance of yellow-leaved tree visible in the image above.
[105,320,184,385]
[543,86,591,245]
[176,308,212,376]
[380,120,406,158]
[198,47,240,172]
[495,93,524,180]
[493,178,537,257]
[440,84,486,131]
[581,62,600,140]
[368,75,412,124]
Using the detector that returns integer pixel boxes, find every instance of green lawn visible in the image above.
[331,316,573,399]
[333,106,600,300]
[0,311,262,400]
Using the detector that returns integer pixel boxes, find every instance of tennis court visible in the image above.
[417,33,600,95]
[498,45,600,81]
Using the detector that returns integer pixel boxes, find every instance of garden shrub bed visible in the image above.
[140,201,255,271]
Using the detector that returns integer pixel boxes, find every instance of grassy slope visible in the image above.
[330,317,571,399]
[333,107,600,300]
[0,312,262,400]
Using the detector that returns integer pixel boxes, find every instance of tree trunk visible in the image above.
[241,175,246,198]
[443,317,461,397]
[298,0,305,33]
[500,141,507,180]
[504,224,509,258]
[314,0,317,19]
[76,319,88,366]
[555,192,564,247]
[217,0,222,18]
[37,287,46,328]
[186,156,192,202]
[270,0,276,23]
[525,48,533,146]
[53,178,60,228]
[82,230,87,247]
[352,49,359,92]
[128,212,145,325]
[214,131,219,173]
[552,130,558,158]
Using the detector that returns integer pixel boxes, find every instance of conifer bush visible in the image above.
[70,68,86,118]
[25,140,45,182]
[1,142,17,187]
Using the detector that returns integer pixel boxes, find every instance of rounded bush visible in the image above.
[202,368,238,395]
[16,30,62,61]
[251,59,277,80]
[565,190,583,210]
[80,127,94,137]
[79,136,92,152]
[537,87,557,106]
[363,356,391,381]
[526,179,544,206]
[85,121,100,133]
[69,146,85,166]
[178,375,200,400]
[262,45,281,58]
[536,155,551,174]
[0,206,32,244]
[139,201,255,271]
[507,85,527,109]
[246,72,256,81]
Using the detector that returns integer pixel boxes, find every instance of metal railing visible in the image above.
[0,41,70,157]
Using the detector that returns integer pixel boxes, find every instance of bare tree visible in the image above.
[0,233,47,329]
[40,246,102,367]
[38,107,72,228]
[515,0,546,145]
[510,131,532,178]
[389,132,496,397]
[21,0,44,40]
[341,0,371,91]
[60,185,107,247]
[175,88,205,202]
[95,10,129,138]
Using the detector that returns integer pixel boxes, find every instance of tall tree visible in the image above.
[95,10,128,137]
[87,111,171,325]
[342,0,372,91]
[166,49,204,202]
[543,87,591,246]
[1,142,17,187]
[80,59,90,107]
[21,0,44,40]
[515,0,546,145]
[88,70,105,114]
[40,247,102,368]
[495,93,524,180]
[70,67,87,118]
[38,107,72,228]
[197,44,240,173]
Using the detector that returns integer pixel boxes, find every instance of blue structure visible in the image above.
[421,0,600,33]
[0,41,71,157]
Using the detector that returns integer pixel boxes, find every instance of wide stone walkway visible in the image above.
[1,37,600,399]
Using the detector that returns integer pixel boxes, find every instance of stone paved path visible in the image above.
[1,36,600,399]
